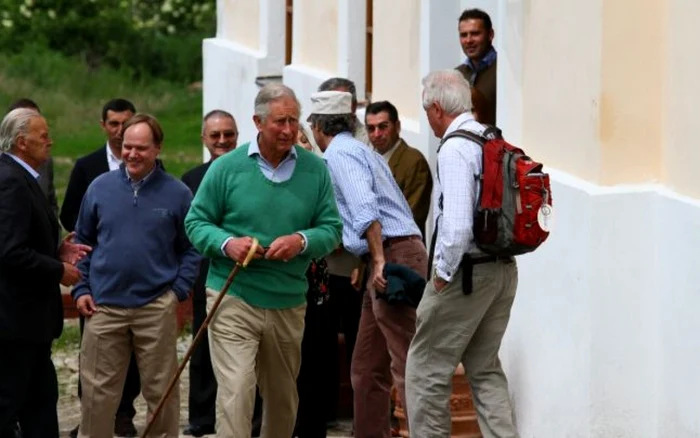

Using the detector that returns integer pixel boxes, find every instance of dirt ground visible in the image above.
[53,319,353,438]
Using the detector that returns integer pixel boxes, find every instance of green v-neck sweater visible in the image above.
[185,144,342,309]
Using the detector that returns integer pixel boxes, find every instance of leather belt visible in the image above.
[470,255,514,265]
[383,235,421,249]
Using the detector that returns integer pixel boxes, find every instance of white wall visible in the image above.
[205,2,700,436]
[504,170,700,437]
[203,0,286,152]
[655,190,700,437]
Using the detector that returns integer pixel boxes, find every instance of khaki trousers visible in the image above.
[351,238,428,438]
[405,261,519,438]
[79,291,180,438]
[206,290,306,438]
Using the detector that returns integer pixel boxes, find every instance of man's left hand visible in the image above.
[371,258,387,293]
[265,234,304,262]
[59,232,92,265]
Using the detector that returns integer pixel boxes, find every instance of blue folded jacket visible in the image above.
[378,263,427,307]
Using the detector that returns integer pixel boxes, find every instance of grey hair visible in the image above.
[307,113,356,137]
[201,109,235,135]
[0,108,41,153]
[254,83,301,121]
[319,77,358,106]
[421,70,472,116]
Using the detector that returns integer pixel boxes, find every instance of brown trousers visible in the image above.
[351,238,428,438]
[79,291,180,438]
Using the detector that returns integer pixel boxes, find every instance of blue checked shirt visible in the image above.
[324,132,420,257]
[433,112,487,282]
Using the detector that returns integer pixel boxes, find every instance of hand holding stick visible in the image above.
[140,238,259,437]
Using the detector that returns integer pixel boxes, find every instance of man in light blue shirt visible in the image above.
[308,90,428,438]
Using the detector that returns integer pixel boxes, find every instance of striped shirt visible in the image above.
[433,112,487,282]
[324,132,420,257]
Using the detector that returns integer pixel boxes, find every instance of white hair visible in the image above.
[0,108,41,153]
[421,70,472,115]
[254,83,301,121]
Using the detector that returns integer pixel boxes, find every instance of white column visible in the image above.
[418,0,462,164]
[337,0,367,97]
[258,0,286,75]
[495,0,524,144]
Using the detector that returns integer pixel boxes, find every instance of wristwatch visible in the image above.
[295,232,307,252]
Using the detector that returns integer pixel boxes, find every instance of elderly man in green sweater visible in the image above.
[184,83,342,438]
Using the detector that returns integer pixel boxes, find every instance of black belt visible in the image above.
[470,255,514,265]
[461,254,514,295]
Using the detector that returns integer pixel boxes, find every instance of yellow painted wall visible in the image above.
[520,0,669,187]
[294,0,338,73]
[222,0,260,50]
[663,0,700,197]
[521,0,603,183]
[599,0,663,184]
[371,0,421,121]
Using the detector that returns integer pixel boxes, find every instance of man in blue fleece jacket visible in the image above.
[72,114,200,438]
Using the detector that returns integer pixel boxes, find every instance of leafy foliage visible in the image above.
[0,0,215,83]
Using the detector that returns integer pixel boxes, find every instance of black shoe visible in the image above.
[69,424,79,438]
[4,423,23,438]
[114,415,138,437]
[183,424,216,437]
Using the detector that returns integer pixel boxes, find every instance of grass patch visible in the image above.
[53,323,81,352]
[0,46,204,208]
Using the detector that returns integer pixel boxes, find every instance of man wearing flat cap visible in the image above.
[308,90,428,438]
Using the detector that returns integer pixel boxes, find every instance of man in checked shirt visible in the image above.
[405,70,519,438]
[307,90,428,438]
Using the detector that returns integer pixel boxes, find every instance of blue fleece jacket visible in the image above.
[72,164,201,307]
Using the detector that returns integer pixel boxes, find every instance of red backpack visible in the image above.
[439,127,552,256]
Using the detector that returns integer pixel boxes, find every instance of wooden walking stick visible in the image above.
[140,238,260,438]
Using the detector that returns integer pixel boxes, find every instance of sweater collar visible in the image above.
[119,160,164,186]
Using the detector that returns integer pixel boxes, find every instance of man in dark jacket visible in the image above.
[181,109,255,437]
[0,108,87,438]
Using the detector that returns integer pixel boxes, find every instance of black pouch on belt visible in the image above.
[460,255,474,295]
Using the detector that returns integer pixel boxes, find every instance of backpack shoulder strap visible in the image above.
[482,125,503,140]
[439,126,504,151]
[440,129,487,151]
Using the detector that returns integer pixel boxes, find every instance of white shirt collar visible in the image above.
[248,135,298,160]
[443,112,477,138]
[380,139,403,162]
[6,152,40,179]
[105,142,122,171]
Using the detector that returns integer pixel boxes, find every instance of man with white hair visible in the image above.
[308,90,428,438]
[405,70,519,438]
[0,108,86,438]
[185,83,342,438]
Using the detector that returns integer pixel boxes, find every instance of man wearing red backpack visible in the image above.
[405,70,520,438]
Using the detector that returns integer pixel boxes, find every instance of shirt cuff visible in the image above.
[295,232,308,254]
[220,236,234,256]
[435,262,456,283]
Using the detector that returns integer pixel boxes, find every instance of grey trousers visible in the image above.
[405,260,519,438]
